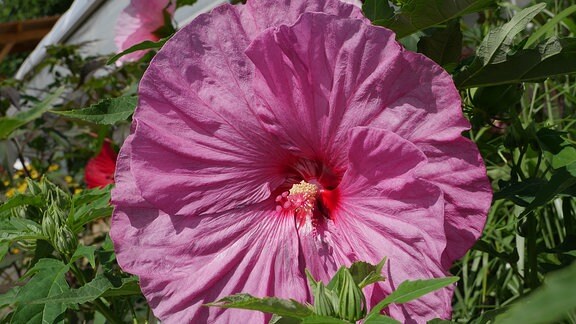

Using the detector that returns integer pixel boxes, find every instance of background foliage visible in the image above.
[0,0,575,323]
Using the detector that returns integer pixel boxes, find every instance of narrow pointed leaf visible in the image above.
[51,96,137,125]
[476,3,545,65]
[0,87,64,140]
[107,37,170,65]
[206,293,313,319]
[367,276,459,317]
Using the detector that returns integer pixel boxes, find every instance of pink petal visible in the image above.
[309,127,449,321]
[111,139,307,323]
[416,139,492,267]
[114,0,175,63]
[130,0,366,217]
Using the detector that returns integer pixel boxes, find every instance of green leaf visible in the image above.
[495,261,576,324]
[364,314,402,324]
[349,257,387,289]
[70,245,97,268]
[455,38,576,88]
[176,0,198,9]
[476,3,546,65]
[11,258,70,324]
[374,0,495,38]
[525,5,576,48]
[300,315,350,324]
[519,166,576,217]
[51,96,137,125]
[206,294,313,319]
[0,194,43,214]
[551,146,576,170]
[107,37,171,65]
[367,276,459,318]
[362,0,394,22]
[69,185,112,232]
[32,275,140,304]
[0,218,45,244]
[0,87,64,140]
[269,315,302,324]
[0,286,20,307]
[417,20,462,71]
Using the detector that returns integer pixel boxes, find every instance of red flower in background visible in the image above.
[85,142,117,188]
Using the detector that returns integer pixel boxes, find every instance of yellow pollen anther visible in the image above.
[289,181,318,197]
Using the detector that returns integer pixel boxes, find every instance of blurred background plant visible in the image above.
[0,0,575,323]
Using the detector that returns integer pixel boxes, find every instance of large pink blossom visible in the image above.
[111,0,492,322]
[114,0,175,63]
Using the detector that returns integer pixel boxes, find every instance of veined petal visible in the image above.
[416,139,492,267]
[131,0,365,217]
[112,142,307,322]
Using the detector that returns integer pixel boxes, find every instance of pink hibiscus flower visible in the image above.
[114,0,175,63]
[85,141,117,189]
[111,0,492,322]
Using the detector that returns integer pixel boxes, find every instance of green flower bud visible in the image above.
[55,226,78,256]
[313,282,336,317]
[338,268,366,322]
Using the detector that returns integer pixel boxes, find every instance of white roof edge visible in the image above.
[15,0,106,80]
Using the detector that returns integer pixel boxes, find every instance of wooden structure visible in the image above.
[0,16,60,63]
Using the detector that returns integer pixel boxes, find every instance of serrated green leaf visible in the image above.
[32,275,139,304]
[70,245,97,268]
[367,276,459,318]
[362,0,394,22]
[51,96,137,125]
[11,258,70,324]
[350,257,387,289]
[417,20,462,70]
[206,293,313,319]
[455,38,576,88]
[495,261,576,324]
[107,37,170,65]
[0,218,45,244]
[476,3,546,65]
[374,0,494,38]
[0,87,64,140]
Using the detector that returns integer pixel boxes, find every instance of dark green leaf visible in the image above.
[495,261,576,324]
[476,3,546,65]
[0,218,45,244]
[362,0,394,21]
[0,87,64,140]
[70,245,97,268]
[0,286,19,307]
[32,275,140,304]
[456,38,576,88]
[536,128,568,154]
[269,315,303,324]
[472,84,522,118]
[51,96,137,125]
[519,165,576,217]
[107,37,171,65]
[11,258,70,324]
[367,277,459,317]
[206,294,313,319]
[176,0,198,9]
[374,0,495,38]
[417,20,462,70]
[349,257,387,288]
